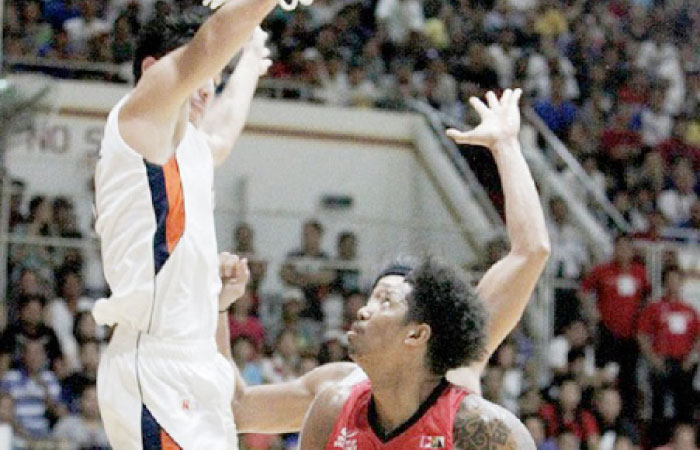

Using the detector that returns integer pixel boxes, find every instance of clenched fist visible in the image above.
[218,252,250,312]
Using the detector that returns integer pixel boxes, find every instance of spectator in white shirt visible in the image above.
[375,0,425,46]
[62,0,110,55]
[347,63,380,108]
[46,271,94,371]
[548,196,590,280]
[658,161,698,225]
[315,53,350,106]
[640,88,673,147]
[635,28,685,115]
[548,196,591,331]
[52,385,109,450]
[489,28,523,88]
[548,319,596,378]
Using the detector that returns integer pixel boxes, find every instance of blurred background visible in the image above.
[0,0,698,448]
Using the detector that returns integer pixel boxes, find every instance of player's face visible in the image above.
[188,77,216,127]
[347,275,414,366]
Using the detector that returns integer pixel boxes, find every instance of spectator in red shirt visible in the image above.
[600,107,642,191]
[540,378,600,449]
[638,267,699,442]
[228,290,265,351]
[580,234,650,419]
[657,120,700,172]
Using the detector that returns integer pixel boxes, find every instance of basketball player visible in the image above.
[298,89,549,448]
[92,1,286,448]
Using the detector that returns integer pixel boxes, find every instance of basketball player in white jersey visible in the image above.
[92,1,296,448]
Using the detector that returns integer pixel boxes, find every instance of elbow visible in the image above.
[530,233,552,261]
[513,239,551,262]
[535,239,551,260]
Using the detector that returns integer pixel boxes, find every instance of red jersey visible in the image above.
[637,297,699,360]
[326,379,468,450]
[581,262,649,339]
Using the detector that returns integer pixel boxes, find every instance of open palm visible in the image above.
[446,89,522,149]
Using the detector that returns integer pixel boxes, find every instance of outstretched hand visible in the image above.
[203,0,227,9]
[218,252,250,311]
[242,27,273,77]
[446,88,522,150]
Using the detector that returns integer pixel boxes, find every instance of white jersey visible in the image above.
[93,96,221,340]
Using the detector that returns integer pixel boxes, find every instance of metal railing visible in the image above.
[407,99,505,232]
[523,107,631,234]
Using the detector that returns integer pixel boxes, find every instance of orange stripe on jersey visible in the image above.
[163,156,185,253]
[160,429,182,450]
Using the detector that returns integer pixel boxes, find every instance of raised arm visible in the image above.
[200,27,272,166]
[447,89,550,377]
[213,254,356,433]
[120,0,277,164]
[453,395,536,450]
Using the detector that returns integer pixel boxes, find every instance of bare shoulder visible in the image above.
[446,365,483,396]
[299,382,353,450]
[453,394,535,450]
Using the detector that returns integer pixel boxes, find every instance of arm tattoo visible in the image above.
[453,398,534,450]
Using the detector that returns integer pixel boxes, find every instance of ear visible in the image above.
[404,324,431,347]
[141,56,158,75]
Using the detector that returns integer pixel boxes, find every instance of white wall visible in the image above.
[6,77,481,293]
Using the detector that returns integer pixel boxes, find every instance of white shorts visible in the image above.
[97,326,237,449]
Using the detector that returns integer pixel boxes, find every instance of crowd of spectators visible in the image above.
[1,186,698,449]
[2,0,700,448]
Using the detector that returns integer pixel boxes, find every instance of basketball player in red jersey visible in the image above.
[299,88,549,449]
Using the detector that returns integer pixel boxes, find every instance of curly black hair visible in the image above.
[133,10,208,82]
[398,256,487,376]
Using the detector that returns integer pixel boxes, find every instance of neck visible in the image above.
[365,364,442,434]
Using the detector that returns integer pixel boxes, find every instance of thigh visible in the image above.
[97,343,143,449]
[138,353,237,450]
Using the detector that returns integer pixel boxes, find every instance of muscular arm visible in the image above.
[453,395,536,450]
[446,90,550,387]
[120,0,277,164]
[216,301,355,433]
[213,264,356,434]
[472,134,550,359]
[233,362,355,433]
[200,27,271,166]
[299,385,348,450]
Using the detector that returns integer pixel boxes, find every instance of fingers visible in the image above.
[485,91,499,109]
[278,0,299,10]
[446,127,483,146]
[500,88,512,107]
[469,96,489,118]
[203,0,225,9]
[446,128,464,141]
[254,27,269,44]
[219,252,240,279]
[260,59,273,76]
[511,88,522,107]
